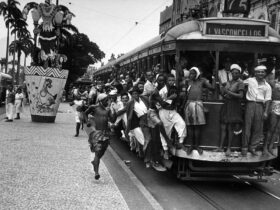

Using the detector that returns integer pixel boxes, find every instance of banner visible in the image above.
[224,0,251,14]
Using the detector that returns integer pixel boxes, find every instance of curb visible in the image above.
[107,146,164,210]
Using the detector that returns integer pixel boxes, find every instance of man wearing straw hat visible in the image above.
[84,93,116,180]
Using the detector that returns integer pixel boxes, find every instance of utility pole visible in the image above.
[56,0,59,5]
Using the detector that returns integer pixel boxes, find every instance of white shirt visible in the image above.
[218,69,232,84]
[159,85,172,104]
[171,69,176,80]
[142,80,155,96]
[183,68,189,78]
[72,100,84,113]
[15,93,24,101]
[134,98,148,118]
[244,77,272,102]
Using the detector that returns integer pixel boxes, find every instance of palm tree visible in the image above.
[10,17,29,84]
[9,33,33,84]
[59,24,79,48]
[0,0,22,73]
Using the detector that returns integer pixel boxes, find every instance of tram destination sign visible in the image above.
[205,23,266,37]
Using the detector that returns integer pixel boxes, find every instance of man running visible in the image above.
[84,93,116,180]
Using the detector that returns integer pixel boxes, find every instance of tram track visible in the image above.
[185,183,226,210]
[110,138,280,209]
[233,175,280,201]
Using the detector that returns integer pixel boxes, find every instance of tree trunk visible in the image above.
[23,54,27,84]
[16,50,21,85]
[12,34,16,85]
[5,24,10,74]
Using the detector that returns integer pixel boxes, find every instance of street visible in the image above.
[1,103,280,210]
[0,103,152,210]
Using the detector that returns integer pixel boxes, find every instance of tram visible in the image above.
[94,17,280,181]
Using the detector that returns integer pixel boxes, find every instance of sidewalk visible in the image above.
[0,103,129,210]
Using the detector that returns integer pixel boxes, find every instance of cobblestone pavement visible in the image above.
[0,103,129,210]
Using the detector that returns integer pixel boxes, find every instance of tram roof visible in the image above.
[96,17,280,75]
[95,35,163,74]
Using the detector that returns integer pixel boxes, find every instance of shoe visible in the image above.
[268,149,275,156]
[5,119,13,122]
[4,117,8,119]
[74,134,79,137]
[186,147,194,155]
[225,149,231,157]
[152,162,166,172]
[241,150,247,157]
[14,117,20,120]
[145,162,151,168]
[95,174,100,180]
[248,149,258,156]
[197,147,203,155]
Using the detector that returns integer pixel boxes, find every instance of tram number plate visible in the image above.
[206,23,266,37]
[224,0,250,13]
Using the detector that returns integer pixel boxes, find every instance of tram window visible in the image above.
[219,52,255,77]
[165,54,176,75]
[179,51,215,81]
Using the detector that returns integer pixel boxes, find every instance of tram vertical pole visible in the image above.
[147,56,150,71]
[175,48,180,87]
[215,51,219,98]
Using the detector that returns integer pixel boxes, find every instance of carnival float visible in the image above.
[22,0,73,122]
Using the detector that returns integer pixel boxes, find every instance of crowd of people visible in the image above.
[68,56,280,177]
[4,85,25,122]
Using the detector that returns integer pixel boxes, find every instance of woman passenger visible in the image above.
[216,64,245,156]
[184,67,215,155]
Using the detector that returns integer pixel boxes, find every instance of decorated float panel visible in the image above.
[25,66,68,122]
[22,0,74,123]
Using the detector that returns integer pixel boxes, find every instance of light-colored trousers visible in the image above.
[159,109,187,144]
[6,103,14,120]
[15,99,22,114]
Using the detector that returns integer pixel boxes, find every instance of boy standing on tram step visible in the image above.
[158,74,187,152]
[184,67,215,155]
[84,93,116,180]
[263,68,280,156]
[243,65,271,156]
[126,86,166,171]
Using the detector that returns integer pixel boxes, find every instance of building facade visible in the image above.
[159,0,280,34]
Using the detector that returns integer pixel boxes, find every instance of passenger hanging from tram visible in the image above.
[216,64,245,156]
[158,74,187,152]
[263,68,280,156]
[184,67,216,155]
[242,65,272,156]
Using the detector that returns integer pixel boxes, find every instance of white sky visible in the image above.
[0,0,173,67]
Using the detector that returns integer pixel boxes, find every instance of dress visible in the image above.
[184,79,207,125]
[220,79,245,124]
[15,93,24,114]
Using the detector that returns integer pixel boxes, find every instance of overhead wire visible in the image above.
[107,0,171,51]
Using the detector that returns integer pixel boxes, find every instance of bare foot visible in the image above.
[225,149,231,157]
